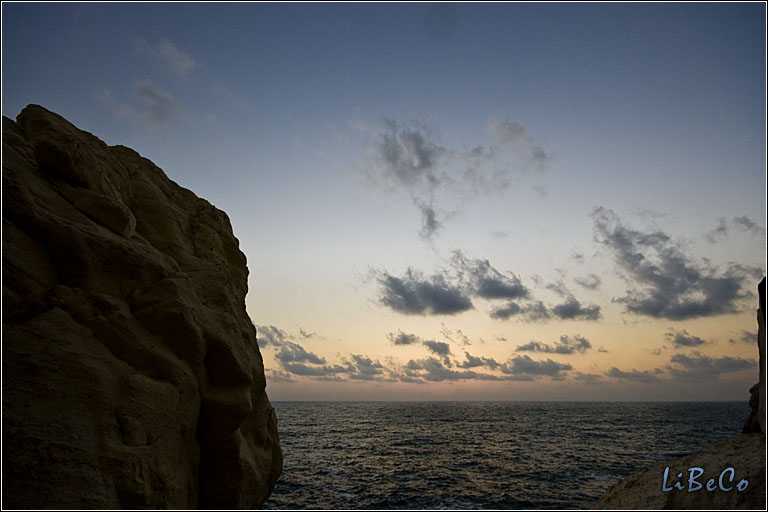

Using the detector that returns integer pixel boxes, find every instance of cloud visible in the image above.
[515,334,592,354]
[706,216,766,242]
[551,297,601,320]
[488,117,553,171]
[257,324,289,348]
[299,328,315,339]
[592,207,759,320]
[136,80,179,126]
[501,355,572,377]
[574,273,602,290]
[606,367,663,383]
[729,329,757,344]
[423,339,451,356]
[457,351,501,370]
[452,251,529,301]
[667,351,756,381]
[404,357,501,382]
[490,300,550,321]
[387,330,421,345]
[378,118,445,189]
[440,326,471,346]
[274,341,326,365]
[416,200,442,241]
[376,268,473,315]
[572,372,604,383]
[137,37,196,77]
[346,354,385,381]
[664,329,707,348]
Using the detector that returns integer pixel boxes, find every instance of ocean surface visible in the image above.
[263,401,748,510]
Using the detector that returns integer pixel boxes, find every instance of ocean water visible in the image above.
[263,401,748,510]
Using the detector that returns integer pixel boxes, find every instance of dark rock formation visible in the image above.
[2,105,282,509]
[595,433,765,509]
[596,278,767,509]
[744,277,766,434]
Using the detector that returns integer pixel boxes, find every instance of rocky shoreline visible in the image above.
[595,277,766,510]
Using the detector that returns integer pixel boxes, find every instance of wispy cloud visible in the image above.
[136,37,196,77]
[706,216,766,243]
[729,329,757,344]
[573,273,602,290]
[592,207,760,319]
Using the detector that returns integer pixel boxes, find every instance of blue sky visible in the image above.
[2,2,766,400]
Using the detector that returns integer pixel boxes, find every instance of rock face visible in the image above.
[596,278,767,510]
[2,105,282,508]
[744,277,766,434]
[594,433,765,510]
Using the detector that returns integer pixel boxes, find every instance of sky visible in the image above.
[2,2,766,401]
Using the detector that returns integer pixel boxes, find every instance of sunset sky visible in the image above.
[2,2,766,400]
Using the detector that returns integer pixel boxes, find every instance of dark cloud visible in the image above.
[664,329,707,348]
[404,357,501,382]
[606,367,663,383]
[733,216,766,236]
[592,207,758,320]
[501,355,572,377]
[729,329,757,344]
[257,324,288,348]
[574,273,602,290]
[491,300,550,321]
[515,334,592,355]
[667,351,755,381]
[452,251,529,300]
[551,297,601,320]
[346,354,385,381]
[423,340,451,356]
[274,341,326,365]
[387,330,421,345]
[572,372,604,383]
[377,268,473,315]
[457,351,500,370]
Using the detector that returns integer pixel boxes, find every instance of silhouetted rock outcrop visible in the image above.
[2,105,282,509]
[596,278,767,509]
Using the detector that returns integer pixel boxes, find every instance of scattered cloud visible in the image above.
[501,355,572,377]
[274,341,326,365]
[299,329,315,339]
[606,367,663,383]
[378,118,445,189]
[667,351,755,381]
[403,357,501,382]
[729,329,757,344]
[706,216,766,242]
[592,207,760,320]
[515,334,592,354]
[551,297,601,320]
[572,372,604,383]
[440,326,471,346]
[664,328,707,348]
[415,199,443,241]
[137,37,196,77]
[387,330,422,345]
[375,268,473,315]
[257,324,289,348]
[574,273,602,290]
[457,351,501,370]
[423,339,451,356]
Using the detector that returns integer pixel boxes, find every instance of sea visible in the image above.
[262,401,749,510]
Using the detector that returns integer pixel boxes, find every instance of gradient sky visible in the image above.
[2,2,766,400]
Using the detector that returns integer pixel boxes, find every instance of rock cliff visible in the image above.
[596,278,766,510]
[2,105,282,509]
